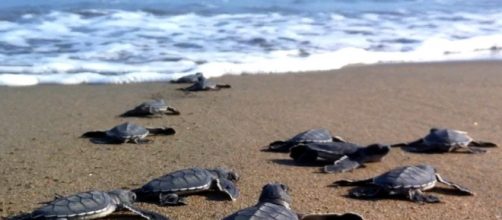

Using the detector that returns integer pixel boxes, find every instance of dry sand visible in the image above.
[0,61,501,220]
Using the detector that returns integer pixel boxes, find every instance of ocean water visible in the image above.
[0,0,501,86]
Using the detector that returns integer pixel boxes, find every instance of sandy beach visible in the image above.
[0,61,501,220]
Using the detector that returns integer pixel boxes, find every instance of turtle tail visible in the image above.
[216,84,231,89]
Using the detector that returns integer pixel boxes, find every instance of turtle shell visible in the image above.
[106,122,149,140]
[31,191,116,219]
[423,128,473,146]
[287,128,333,144]
[138,168,214,195]
[173,72,203,83]
[223,202,298,220]
[373,165,436,190]
[136,99,168,113]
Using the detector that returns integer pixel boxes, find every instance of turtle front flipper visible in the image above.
[159,193,186,206]
[435,174,474,195]
[147,127,176,136]
[216,178,240,201]
[469,141,497,148]
[324,156,361,173]
[408,189,440,203]
[166,106,181,115]
[465,146,487,154]
[299,212,364,220]
[122,204,170,220]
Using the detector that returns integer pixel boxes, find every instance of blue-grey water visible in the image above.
[0,0,501,85]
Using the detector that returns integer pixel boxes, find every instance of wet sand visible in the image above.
[0,61,501,220]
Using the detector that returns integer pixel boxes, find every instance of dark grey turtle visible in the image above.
[391,128,497,153]
[333,164,473,203]
[81,122,175,144]
[267,128,346,152]
[121,99,180,117]
[8,189,169,220]
[134,167,239,206]
[181,75,231,91]
[170,72,203,83]
[223,183,363,220]
[290,142,390,173]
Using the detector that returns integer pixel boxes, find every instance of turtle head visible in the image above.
[361,144,391,162]
[211,168,239,182]
[258,183,292,209]
[108,189,136,207]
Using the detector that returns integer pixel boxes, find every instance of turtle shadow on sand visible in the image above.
[333,186,471,203]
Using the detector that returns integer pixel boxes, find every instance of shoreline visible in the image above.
[1,61,501,219]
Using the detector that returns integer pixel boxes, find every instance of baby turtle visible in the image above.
[333,164,473,203]
[181,75,231,91]
[267,128,346,152]
[82,122,175,144]
[223,183,363,220]
[391,128,497,153]
[121,99,180,117]
[170,72,203,83]
[290,142,390,173]
[133,167,239,206]
[8,189,168,220]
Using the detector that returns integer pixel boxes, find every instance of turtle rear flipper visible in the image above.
[324,156,361,173]
[332,135,346,142]
[469,141,497,148]
[300,212,364,220]
[216,178,240,201]
[159,193,186,206]
[408,189,440,203]
[435,174,474,195]
[147,127,176,136]
[216,84,231,89]
[120,109,148,117]
[332,178,373,187]
[89,138,125,144]
[290,145,318,163]
[122,204,170,220]
[268,141,291,152]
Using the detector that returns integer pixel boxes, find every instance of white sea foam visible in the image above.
[0,7,501,86]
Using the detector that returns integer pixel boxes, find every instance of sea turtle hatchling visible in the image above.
[333,164,473,203]
[391,128,497,153]
[133,167,239,206]
[7,189,169,220]
[170,72,203,83]
[267,128,346,152]
[223,183,364,220]
[82,122,175,144]
[290,142,390,173]
[181,75,231,91]
[121,99,180,117]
